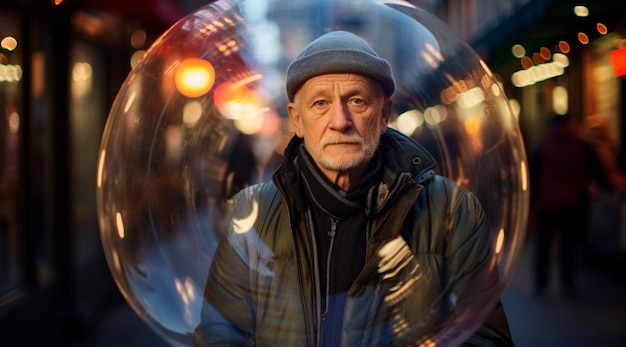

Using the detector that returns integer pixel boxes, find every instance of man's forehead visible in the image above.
[300,73,378,92]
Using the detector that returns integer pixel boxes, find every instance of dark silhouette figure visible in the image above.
[221,134,258,204]
[529,114,608,300]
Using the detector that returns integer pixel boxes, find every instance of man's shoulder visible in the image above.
[382,128,438,179]
[230,181,280,204]
[223,181,285,230]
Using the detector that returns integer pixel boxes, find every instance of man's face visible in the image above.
[287,73,392,180]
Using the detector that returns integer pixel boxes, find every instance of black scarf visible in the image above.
[298,144,384,346]
[298,143,382,219]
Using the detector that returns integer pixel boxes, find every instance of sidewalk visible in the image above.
[81,237,626,347]
[502,237,626,347]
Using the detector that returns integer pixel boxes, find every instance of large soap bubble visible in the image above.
[96,0,529,346]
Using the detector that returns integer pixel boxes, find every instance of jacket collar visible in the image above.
[378,127,438,184]
[272,128,438,213]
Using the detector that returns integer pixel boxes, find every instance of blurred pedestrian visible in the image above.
[583,114,626,192]
[529,113,609,300]
[222,133,259,204]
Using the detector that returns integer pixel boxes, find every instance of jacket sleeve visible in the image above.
[463,301,515,346]
[193,188,261,346]
[444,183,515,346]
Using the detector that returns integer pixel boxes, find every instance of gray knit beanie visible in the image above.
[286,31,395,101]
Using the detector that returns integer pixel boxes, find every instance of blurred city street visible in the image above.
[502,236,626,347]
[3,2,626,347]
[74,234,626,347]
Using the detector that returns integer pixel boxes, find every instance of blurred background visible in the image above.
[0,0,625,346]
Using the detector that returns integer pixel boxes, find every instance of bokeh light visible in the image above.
[175,58,216,98]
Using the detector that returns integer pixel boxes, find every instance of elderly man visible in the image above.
[194,31,514,346]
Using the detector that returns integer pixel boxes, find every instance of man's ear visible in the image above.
[287,102,304,138]
[380,98,393,133]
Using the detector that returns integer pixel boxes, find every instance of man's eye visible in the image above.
[314,100,327,107]
[350,98,365,105]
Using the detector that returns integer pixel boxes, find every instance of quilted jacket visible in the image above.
[194,128,514,347]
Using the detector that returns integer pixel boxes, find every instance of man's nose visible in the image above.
[329,103,352,130]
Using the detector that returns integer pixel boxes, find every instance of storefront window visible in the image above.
[0,12,23,295]
[70,41,106,269]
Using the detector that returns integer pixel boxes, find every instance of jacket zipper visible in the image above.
[324,218,338,315]
[304,211,323,347]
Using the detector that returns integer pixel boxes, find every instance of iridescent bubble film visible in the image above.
[96,0,529,345]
